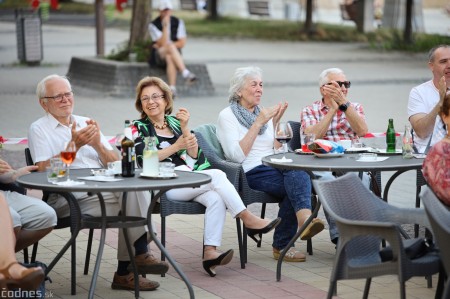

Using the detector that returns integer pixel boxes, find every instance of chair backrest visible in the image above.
[194,124,225,160]
[421,186,450,275]
[25,148,34,166]
[194,124,279,205]
[313,173,396,256]
[194,124,241,190]
[287,120,301,152]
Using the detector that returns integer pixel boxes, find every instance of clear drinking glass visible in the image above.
[275,122,293,158]
[60,141,76,181]
[301,131,315,153]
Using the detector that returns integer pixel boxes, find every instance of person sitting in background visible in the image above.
[0,158,57,253]
[0,193,45,292]
[408,45,449,154]
[422,92,450,204]
[217,66,324,263]
[149,0,197,97]
[131,76,280,277]
[28,74,167,291]
[301,67,368,246]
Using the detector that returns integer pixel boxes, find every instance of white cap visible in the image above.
[159,0,173,11]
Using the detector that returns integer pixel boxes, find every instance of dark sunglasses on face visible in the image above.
[326,81,351,88]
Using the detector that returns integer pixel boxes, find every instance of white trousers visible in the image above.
[166,169,246,247]
[48,190,150,261]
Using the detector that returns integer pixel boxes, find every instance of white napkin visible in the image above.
[52,180,86,186]
[271,157,293,163]
[356,157,389,162]
[77,176,123,182]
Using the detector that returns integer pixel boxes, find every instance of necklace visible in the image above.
[152,119,168,130]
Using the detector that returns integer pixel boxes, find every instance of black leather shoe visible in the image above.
[246,217,281,243]
[202,249,234,277]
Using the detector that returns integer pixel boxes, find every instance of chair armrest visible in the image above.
[208,159,241,190]
[0,182,27,195]
[384,207,432,232]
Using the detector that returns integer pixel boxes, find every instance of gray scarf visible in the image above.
[230,101,268,135]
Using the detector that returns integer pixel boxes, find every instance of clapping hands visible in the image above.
[71,119,102,149]
[256,102,288,126]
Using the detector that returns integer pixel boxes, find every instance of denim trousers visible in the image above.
[246,164,312,250]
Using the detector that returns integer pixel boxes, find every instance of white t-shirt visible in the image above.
[217,106,275,173]
[407,80,446,153]
[28,114,113,168]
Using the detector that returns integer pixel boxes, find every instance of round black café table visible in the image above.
[261,152,423,281]
[262,152,423,201]
[16,168,211,299]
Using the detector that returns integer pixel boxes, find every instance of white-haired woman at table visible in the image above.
[217,66,325,263]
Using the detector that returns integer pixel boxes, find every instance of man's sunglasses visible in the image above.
[326,81,351,88]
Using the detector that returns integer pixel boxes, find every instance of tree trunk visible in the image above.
[207,0,218,20]
[95,0,104,56]
[303,0,315,36]
[404,0,413,44]
[129,0,151,50]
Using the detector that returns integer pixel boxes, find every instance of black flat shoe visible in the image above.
[202,249,234,277]
[246,217,282,243]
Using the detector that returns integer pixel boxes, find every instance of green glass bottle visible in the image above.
[386,118,396,153]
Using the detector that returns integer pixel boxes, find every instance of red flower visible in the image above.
[0,136,4,149]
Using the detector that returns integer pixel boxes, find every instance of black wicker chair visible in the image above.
[157,193,206,269]
[194,124,286,269]
[422,186,450,299]
[313,174,442,299]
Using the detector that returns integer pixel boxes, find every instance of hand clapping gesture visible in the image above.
[272,101,289,125]
[438,76,447,105]
[175,108,198,157]
[70,119,102,150]
[256,102,288,127]
[321,81,346,110]
[176,108,190,134]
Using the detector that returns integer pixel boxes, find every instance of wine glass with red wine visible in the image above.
[61,141,77,181]
[275,122,293,158]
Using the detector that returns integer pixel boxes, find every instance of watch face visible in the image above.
[339,103,347,111]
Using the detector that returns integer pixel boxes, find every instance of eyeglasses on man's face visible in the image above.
[141,93,165,103]
[326,81,351,88]
[43,91,74,102]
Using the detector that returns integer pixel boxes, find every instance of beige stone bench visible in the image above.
[67,56,214,98]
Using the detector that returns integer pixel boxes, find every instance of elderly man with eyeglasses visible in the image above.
[300,67,369,246]
[27,74,168,292]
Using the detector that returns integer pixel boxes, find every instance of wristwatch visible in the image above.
[339,102,350,112]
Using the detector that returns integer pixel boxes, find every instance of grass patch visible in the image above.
[2,2,448,56]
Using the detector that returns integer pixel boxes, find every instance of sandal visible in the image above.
[0,262,44,291]
[273,247,306,262]
[300,218,325,240]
